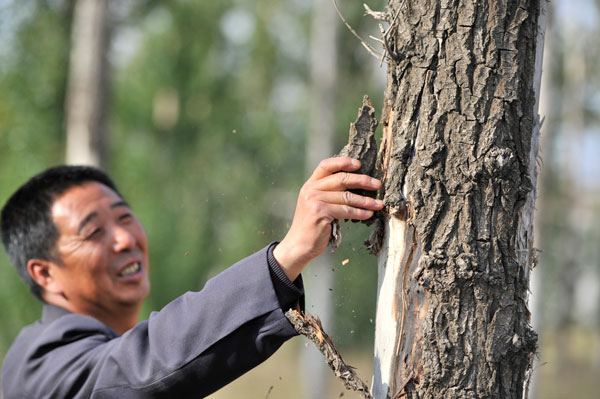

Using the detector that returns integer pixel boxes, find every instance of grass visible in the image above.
[533,327,600,399]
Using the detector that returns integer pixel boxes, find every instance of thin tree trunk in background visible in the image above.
[554,14,586,331]
[301,0,338,397]
[372,1,546,397]
[553,12,587,388]
[530,4,556,397]
[65,0,111,167]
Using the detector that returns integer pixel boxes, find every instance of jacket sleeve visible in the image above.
[1,245,303,399]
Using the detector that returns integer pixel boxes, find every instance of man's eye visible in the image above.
[119,213,132,221]
[86,228,102,239]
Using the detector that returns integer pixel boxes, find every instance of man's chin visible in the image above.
[118,287,150,308]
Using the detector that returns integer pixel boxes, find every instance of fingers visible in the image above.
[328,205,375,221]
[311,201,378,221]
[296,189,383,224]
[309,157,361,181]
[316,190,384,211]
[303,156,383,221]
[316,191,384,221]
[313,172,381,192]
[309,157,381,191]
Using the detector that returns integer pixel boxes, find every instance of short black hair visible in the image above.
[1,165,122,301]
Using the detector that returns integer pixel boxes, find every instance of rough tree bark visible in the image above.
[65,0,111,167]
[370,1,547,398]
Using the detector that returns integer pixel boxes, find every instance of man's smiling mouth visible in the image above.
[118,262,141,277]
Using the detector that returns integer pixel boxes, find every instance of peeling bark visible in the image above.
[330,95,379,251]
[285,309,373,398]
[372,1,546,398]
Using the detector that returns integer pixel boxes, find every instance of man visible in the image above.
[1,157,383,398]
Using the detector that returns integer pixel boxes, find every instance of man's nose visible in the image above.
[113,226,136,252]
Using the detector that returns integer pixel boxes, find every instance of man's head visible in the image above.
[1,166,150,325]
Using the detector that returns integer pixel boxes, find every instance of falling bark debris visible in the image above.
[285,309,373,399]
[330,95,379,252]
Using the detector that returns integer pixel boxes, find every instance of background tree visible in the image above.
[532,1,600,397]
[301,0,339,396]
[64,0,111,167]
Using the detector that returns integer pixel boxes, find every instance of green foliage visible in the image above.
[0,0,73,360]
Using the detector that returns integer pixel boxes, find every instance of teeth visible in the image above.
[119,262,140,277]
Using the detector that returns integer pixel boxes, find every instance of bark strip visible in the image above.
[285,309,373,398]
[330,95,379,252]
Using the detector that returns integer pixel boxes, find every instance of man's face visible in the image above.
[49,181,150,315]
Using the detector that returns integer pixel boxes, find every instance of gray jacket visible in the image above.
[1,244,303,398]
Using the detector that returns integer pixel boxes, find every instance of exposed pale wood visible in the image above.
[372,216,421,398]
[519,1,547,397]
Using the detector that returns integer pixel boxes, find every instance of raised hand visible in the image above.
[273,157,383,281]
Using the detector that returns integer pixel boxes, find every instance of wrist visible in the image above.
[272,240,309,282]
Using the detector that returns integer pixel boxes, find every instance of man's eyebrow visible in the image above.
[77,201,130,233]
[110,200,130,209]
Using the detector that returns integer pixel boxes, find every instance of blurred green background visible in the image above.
[0,1,598,398]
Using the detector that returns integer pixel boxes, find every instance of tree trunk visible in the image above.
[65,0,111,167]
[372,1,546,398]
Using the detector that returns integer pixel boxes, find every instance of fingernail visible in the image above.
[370,178,381,187]
[352,159,361,167]
[376,200,384,207]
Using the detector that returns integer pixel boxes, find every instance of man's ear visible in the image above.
[27,259,63,295]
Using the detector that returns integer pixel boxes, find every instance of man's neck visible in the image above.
[43,293,141,335]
